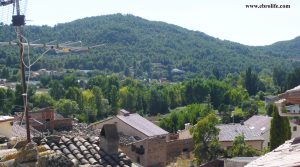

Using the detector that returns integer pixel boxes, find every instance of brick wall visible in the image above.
[27,108,72,132]
[28,108,55,122]
[52,119,73,130]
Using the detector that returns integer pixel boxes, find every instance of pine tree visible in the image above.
[270,104,291,150]
[245,67,258,96]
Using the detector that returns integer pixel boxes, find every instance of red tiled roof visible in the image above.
[41,135,132,166]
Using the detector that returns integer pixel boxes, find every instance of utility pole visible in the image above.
[15,0,30,143]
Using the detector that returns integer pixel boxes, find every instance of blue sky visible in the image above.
[1,0,300,46]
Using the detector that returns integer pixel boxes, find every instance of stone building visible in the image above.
[178,123,265,152]
[120,136,167,167]
[15,107,72,132]
[244,115,300,148]
[89,109,169,167]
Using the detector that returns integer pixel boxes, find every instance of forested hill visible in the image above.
[263,37,300,58]
[0,14,298,79]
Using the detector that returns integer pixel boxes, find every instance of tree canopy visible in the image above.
[191,113,221,165]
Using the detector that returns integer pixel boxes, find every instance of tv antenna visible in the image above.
[1,1,104,144]
[1,0,31,143]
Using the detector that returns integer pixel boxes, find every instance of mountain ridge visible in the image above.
[0,14,299,79]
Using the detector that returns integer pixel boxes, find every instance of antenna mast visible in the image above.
[1,0,30,143]
[15,0,30,143]
[15,0,31,143]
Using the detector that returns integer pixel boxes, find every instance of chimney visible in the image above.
[185,123,191,130]
[100,124,119,154]
[119,109,130,116]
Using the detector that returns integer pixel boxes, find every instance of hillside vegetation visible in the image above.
[1,14,299,80]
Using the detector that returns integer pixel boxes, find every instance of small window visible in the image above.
[10,121,13,126]
[137,156,140,163]
[293,126,297,131]
[131,145,136,151]
[268,142,270,146]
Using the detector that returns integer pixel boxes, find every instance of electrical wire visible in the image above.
[29,48,51,67]
[16,34,51,125]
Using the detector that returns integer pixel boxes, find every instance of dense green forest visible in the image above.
[1,13,300,125]
[1,14,299,80]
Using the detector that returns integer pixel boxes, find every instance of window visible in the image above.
[136,145,145,155]
[137,156,140,163]
[293,126,297,131]
[131,145,136,151]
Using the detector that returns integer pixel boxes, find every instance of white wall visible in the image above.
[290,122,300,138]
[0,121,13,138]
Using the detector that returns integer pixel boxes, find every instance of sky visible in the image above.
[1,0,300,46]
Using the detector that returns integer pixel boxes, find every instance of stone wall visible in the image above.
[120,137,167,167]
[166,138,194,162]
[221,140,264,151]
[52,119,73,130]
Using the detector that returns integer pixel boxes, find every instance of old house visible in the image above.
[178,123,265,152]
[15,107,72,132]
[89,109,169,167]
[244,115,272,148]
[276,85,300,116]
[217,124,264,150]
[245,115,300,148]
[89,109,168,140]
